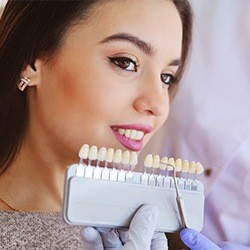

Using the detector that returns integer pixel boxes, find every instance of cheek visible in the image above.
[143,104,170,147]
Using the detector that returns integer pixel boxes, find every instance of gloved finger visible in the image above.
[180,228,221,250]
[219,242,250,250]
[97,227,122,249]
[116,228,129,245]
[81,227,104,250]
[151,232,168,250]
[123,204,158,250]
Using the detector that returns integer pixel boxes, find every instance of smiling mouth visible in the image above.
[115,128,144,141]
[111,125,152,151]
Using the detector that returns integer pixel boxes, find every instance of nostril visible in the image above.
[133,96,168,116]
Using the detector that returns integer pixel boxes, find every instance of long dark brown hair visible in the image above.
[0,0,192,174]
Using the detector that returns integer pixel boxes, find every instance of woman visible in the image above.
[0,0,192,249]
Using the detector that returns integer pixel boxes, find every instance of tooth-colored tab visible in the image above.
[122,151,130,165]
[88,145,98,160]
[125,129,131,137]
[159,163,167,170]
[144,154,153,168]
[130,152,138,165]
[130,130,137,140]
[136,131,144,140]
[118,128,125,135]
[196,162,204,175]
[182,160,189,173]
[78,144,89,159]
[167,157,175,171]
[105,148,114,162]
[113,149,122,163]
[152,155,160,169]
[97,147,107,161]
[175,158,182,172]
[159,156,168,170]
[189,160,196,174]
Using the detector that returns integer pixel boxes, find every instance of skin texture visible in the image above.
[0,0,182,212]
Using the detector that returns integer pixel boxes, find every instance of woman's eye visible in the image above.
[161,73,175,85]
[109,57,138,72]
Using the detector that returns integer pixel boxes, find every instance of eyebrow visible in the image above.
[99,32,181,67]
[169,59,181,67]
[99,32,155,56]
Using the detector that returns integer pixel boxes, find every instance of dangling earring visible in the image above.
[17,76,31,91]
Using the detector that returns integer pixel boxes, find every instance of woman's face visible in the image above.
[28,0,182,163]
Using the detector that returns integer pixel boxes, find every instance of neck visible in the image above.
[0,144,70,212]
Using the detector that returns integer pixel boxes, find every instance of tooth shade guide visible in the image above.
[189,160,196,174]
[97,147,107,162]
[175,158,182,172]
[76,144,204,189]
[195,162,204,175]
[109,168,118,181]
[88,146,98,160]
[117,169,126,182]
[130,152,138,166]
[64,163,205,232]
[125,170,133,183]
[78,144,89,159]
[84,165,93,178]
[93,165,102,179]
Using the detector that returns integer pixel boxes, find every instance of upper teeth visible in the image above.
[118,128,144,140]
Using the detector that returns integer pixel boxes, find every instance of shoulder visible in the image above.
[0,212,85,249]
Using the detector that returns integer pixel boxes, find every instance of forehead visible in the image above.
[50,0,182,66]
[62,0,182,59]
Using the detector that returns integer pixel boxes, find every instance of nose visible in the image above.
[132,75,169,117]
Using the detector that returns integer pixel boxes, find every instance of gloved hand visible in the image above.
[180,228,250,250]
[82,204,168,250]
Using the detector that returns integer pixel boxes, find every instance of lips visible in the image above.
[111,124,152,151]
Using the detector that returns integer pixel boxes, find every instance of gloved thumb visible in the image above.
[180,228,221,250]
[123,204,158,250]
[81,226,103,250]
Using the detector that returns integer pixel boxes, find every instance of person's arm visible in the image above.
[180,228,250,250]
[81,204,168,250]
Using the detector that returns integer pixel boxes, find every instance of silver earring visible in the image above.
[17,77,31,91]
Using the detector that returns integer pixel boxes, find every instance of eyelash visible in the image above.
[161,73,176,86]
[108,56,138,72]
[108,56,176,86]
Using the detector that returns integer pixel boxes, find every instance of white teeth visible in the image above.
[175,158,182,172]
[122,151,130,165]
[124,129,131,138]
[152,155,160,169]
[130,152,138,165]
[182,160,189,173]
[144,154,153,168]
[117,128,145,141]
[97,147,107,161]
[89,145,98,161]
[189,161,196,174]
[159,157,168,170]
[105,148,114,163]
[113,149,122,164]
[167,158,175,171]
[136,131,144,140]
[196,162,204,175]
[118,129,125,135]
[130,130,137,139]
[78,144,89,159]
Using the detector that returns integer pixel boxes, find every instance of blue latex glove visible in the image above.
[82,204,168,250]
[180,228,250,250]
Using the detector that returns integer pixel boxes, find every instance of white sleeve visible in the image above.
[140,0,250,244]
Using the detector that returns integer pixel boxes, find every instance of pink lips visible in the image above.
[111,124,153,151]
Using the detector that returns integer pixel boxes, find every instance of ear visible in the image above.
[21,59,44,87]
